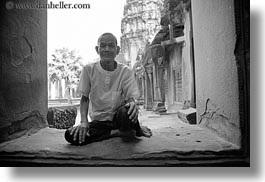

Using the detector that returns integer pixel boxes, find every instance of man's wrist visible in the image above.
[80,118,89,124]
[80,120,89,128]
[125,97,135,104]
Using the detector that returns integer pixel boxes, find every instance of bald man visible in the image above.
[65,33,152,145]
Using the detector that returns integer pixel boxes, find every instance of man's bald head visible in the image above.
[97,33,118,46]
[95,32,120,62]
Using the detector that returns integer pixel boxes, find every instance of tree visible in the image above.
[48,48,83,104]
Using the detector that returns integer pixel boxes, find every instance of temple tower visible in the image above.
[119,0,163,67]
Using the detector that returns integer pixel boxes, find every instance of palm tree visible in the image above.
[48,48,83,104]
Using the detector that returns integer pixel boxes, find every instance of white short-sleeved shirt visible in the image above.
[77,61,139,121]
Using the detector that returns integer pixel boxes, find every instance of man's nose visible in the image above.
[105,45,111,51]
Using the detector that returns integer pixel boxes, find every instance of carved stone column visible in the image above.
[154,57,167,113]
[145,65,154,110]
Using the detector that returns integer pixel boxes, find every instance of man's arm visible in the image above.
[80,95,90,124]
[70,95,90,144]
[122,68,140,123]
[125,97,139,123]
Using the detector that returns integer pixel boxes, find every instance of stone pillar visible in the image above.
[152,60,166,112]
[164,68,169,109]
[143,73,148,109]
[55,79,59,98]
[135,73,143,100]
[58,79,62,99]
[141,75,146,98]
[145,67,153,110]
[155,63,167,113]
[138,78,143,100]
[48,79,51,99]
[51,81,56,99]
[152,63,159,101]
[157,67,164,102]
[192,0,241,146]
[0,0,48,142]
[62,78,66,98]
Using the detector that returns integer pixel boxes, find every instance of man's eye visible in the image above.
[100,44,115,48]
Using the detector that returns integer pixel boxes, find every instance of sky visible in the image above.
[48,0,126,65]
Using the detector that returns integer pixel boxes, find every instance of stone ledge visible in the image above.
[177,108,197,124]
[0,112,246,167]
[0,150,249,167]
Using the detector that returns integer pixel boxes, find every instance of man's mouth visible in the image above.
[102,53,113,56]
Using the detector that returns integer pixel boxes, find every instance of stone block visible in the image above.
[47,106,77,129]
[182,100,191,109]
[153,102,167,114]
[177,108,196,124]
[136,99,144,106]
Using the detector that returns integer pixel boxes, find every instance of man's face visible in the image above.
[96,34,120,62]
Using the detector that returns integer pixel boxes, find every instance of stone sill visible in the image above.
[0,110,249,167]
[0,126,248,167]
[0,150,249,167]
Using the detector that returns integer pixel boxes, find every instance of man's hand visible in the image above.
[70,121,89,144]
[125,100,139,123]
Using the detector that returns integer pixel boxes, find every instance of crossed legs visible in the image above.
[65,105,151,145]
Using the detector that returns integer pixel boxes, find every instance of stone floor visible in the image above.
[0,107,246,166]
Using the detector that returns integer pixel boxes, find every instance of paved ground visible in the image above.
[0,107,241,166]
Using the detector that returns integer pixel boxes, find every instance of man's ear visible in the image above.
[116,46,120,55]
[95,46,99,54]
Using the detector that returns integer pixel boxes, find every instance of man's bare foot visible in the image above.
[110,129,136,138]
[136,125,152,137]
[110,129,121,138]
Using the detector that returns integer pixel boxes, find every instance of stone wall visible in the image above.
[0,0,48,142]
[182,9,194,107]
[191,0,241,147]
[165,44,183,107]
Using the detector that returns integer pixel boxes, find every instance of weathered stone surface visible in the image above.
[0,111,46,143]
[47,106,77,129]
[199,99,241,147]
[153,102,167,114]
[192,0,241,147]
[0,0,47,142]
[177,108,196,124]
[0,109,241,166]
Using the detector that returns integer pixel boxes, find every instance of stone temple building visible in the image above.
[0,0,249,166]
[135,0,249,149]
[118,0,163,67]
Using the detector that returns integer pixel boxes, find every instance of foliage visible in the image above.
[48,48,83,90]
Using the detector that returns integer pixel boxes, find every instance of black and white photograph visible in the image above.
[0,0,252,171]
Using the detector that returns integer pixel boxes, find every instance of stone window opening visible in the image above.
[0,0,249,167]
